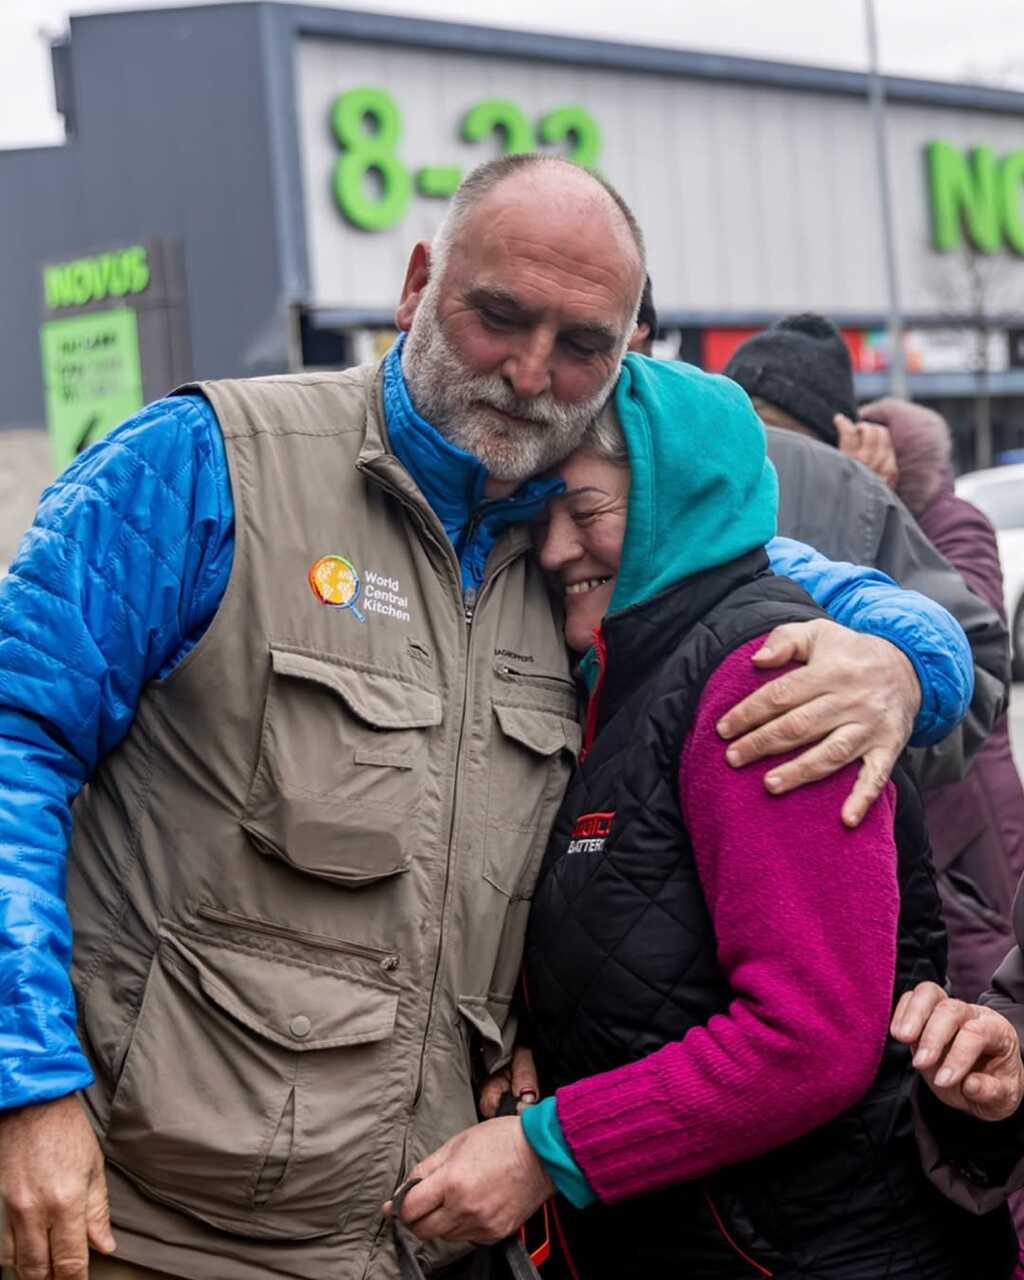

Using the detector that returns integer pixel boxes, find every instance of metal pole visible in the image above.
[864,0,907,399]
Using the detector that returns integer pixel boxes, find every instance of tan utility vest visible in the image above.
[66,363,580,1280]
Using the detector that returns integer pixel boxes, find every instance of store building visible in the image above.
[2,1,1024,470]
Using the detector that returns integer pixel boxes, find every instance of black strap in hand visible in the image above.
[388,1093,543,1280]
[392,1178,429,1280]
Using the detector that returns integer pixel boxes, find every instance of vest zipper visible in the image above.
[358,460,533,1152]
[463,585,478,625]
[195,905,400,970]
[407,541,525,1126]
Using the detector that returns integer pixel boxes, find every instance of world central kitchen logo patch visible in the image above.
[567,811,615,856]
[308,555,412,623]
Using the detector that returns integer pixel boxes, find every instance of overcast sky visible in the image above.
[2,0,1023,149]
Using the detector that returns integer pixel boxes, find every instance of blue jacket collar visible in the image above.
[382,338,563,591]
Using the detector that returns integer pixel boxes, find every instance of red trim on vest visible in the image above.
[580,628,608,763]
[704,1189,774,1277]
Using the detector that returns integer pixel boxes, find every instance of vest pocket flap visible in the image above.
[270,647,442,729]
[493,703,576,757]
[457,993,515,1075]
[163,931,398,1051]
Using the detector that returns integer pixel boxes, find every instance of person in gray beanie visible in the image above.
[724,312,857,447]
[717,311,1007,796]
[727,312,1017,992]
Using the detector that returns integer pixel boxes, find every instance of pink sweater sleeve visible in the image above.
[555,636,900,1204]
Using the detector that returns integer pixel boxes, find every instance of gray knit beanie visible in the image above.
[723,313,856,447]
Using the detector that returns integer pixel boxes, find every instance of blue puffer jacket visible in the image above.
[0,359,973,1111]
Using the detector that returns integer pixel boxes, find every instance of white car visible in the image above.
[955,463,1024,681]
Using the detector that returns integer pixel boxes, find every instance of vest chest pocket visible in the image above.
[242,645,442,886]
[103,925,401,1239]
[484,676,581,900]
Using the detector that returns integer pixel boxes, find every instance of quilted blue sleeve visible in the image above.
[766,535,973,748]
[0,395,234,1109]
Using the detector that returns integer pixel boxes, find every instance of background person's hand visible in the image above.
[716,619,920,827]
[385,1117,554,1244]
[479,1045,539,1119]
[891,981,1024,1123]
[835,412,899,489]
[0,1092,115,1280]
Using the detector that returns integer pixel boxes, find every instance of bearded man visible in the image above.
[0,155,983,1280]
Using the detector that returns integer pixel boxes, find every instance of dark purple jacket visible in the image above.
[917,476,1024,1000]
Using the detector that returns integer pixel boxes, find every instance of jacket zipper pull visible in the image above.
[463,585,478,625]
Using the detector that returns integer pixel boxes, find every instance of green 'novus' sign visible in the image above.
[927,140,1024,256]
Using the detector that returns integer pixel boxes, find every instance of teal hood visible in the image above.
[580,354,778,686]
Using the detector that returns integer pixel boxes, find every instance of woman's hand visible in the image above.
[384,1117,554,1243]
[479,1046,539,1118]
[891,981,1024,1122]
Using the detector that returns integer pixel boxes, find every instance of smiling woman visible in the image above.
[397,354,1017,1280]
[536,446,630,655]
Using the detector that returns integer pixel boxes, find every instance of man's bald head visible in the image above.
[431,153,646,293]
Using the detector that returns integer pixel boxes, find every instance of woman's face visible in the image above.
[536,450,631,654]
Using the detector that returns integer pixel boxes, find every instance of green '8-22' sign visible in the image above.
[330,88,603,231]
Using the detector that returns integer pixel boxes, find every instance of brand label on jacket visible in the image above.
[567,811,615,856]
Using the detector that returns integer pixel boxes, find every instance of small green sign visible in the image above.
[40,308,144,468]
[43,245,151,310]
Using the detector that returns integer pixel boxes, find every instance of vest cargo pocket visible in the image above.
[483,699,581,899]
[243,645,442,885]
[103,925,400,1239]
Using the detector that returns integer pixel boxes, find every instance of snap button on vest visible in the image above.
[289,1014,312,1039]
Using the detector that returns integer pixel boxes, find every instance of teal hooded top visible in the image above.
[579,352,779,689]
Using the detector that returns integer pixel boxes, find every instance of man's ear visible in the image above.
[395,241,431,332]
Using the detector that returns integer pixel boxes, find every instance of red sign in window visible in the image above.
[703,327,868,373]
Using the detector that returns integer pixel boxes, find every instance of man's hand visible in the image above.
[385,1117,554,1244]
[835,413,899,489]
[0,1093,115,1280]
[479,1046,539,1119]
[891,982,1024,1123]
[716,619,920,827]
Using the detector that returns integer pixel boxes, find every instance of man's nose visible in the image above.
[502,333,553,400]
[537,510,580,573]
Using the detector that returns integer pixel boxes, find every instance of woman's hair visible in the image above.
[883,403,952,517]
[579,403,630,466]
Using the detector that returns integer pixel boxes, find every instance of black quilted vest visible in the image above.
[525,550,1013,1279]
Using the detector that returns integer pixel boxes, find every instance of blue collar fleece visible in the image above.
[382,338,562,594]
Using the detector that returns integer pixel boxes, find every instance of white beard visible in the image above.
[402,281,622,483]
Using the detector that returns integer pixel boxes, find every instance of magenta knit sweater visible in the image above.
[555,637,900,1204]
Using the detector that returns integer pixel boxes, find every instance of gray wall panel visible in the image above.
[296,34,1024,317]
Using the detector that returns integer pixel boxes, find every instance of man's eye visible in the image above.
[572,509,601,524]
[562,337,598,359]
[480,307,514,330]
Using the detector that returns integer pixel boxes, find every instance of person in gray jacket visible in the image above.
[722,313,1009,788]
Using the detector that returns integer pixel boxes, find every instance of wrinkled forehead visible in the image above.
[450,176,643,324]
